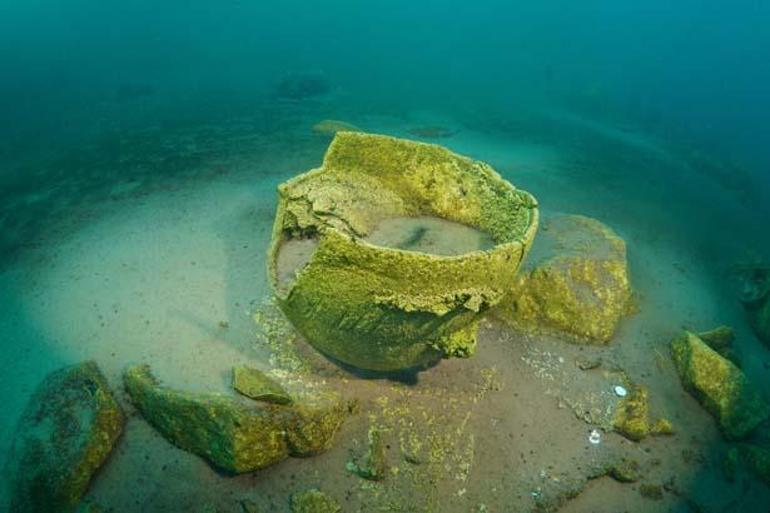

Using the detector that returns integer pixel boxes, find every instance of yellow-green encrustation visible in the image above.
[9,361,124,513]
[268,132,538,371]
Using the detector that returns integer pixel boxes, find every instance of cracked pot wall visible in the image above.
[267,132,538,371]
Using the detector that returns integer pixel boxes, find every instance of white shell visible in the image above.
[614,385,628,397]
[588,429,602,445]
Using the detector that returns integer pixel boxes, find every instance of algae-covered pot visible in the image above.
[268,132,538,371]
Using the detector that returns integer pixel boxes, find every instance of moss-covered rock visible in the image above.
[497,214,631,344]
[612,385,673,441]
[290,489,341,513]
[232,366,292,405]
[606,458,641,483]
[671,331,769,440]
[268,132,538,371]
[124,364,289,473]
[9,361,124,513]
[125,365,347,472]
[613,385,650,441]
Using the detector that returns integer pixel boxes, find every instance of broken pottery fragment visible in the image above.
[8,361,124,513]
[232,366,292,405]
[671,331,769,439]
[124,365,347,473]
[498,214,632,344]
[268,132,538,371]
[124,364,289,473]
[290,489,341,513]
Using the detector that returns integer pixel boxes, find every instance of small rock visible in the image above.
[639,483,663,500]
[607,458,641,483]
[290,489,341,513]
[613,385,672,441]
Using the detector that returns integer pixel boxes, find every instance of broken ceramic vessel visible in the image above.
[268,132,538,371]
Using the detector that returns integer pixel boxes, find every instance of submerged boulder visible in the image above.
[671,331,769,439]
[268,132,538,371]
[124,365,347,473]
[8,361,124,513]
[498,214,632,344]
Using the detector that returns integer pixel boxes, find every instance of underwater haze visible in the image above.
[2,1,770,512]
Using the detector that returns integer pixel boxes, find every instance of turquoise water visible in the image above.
[1,2,770,512]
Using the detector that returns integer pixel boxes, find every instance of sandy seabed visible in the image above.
[1,104,769,512]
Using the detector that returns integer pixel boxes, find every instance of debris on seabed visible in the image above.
[588,428,602,445]
[614,385,628,397]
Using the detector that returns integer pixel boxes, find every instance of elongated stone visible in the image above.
[671,331,769,439]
